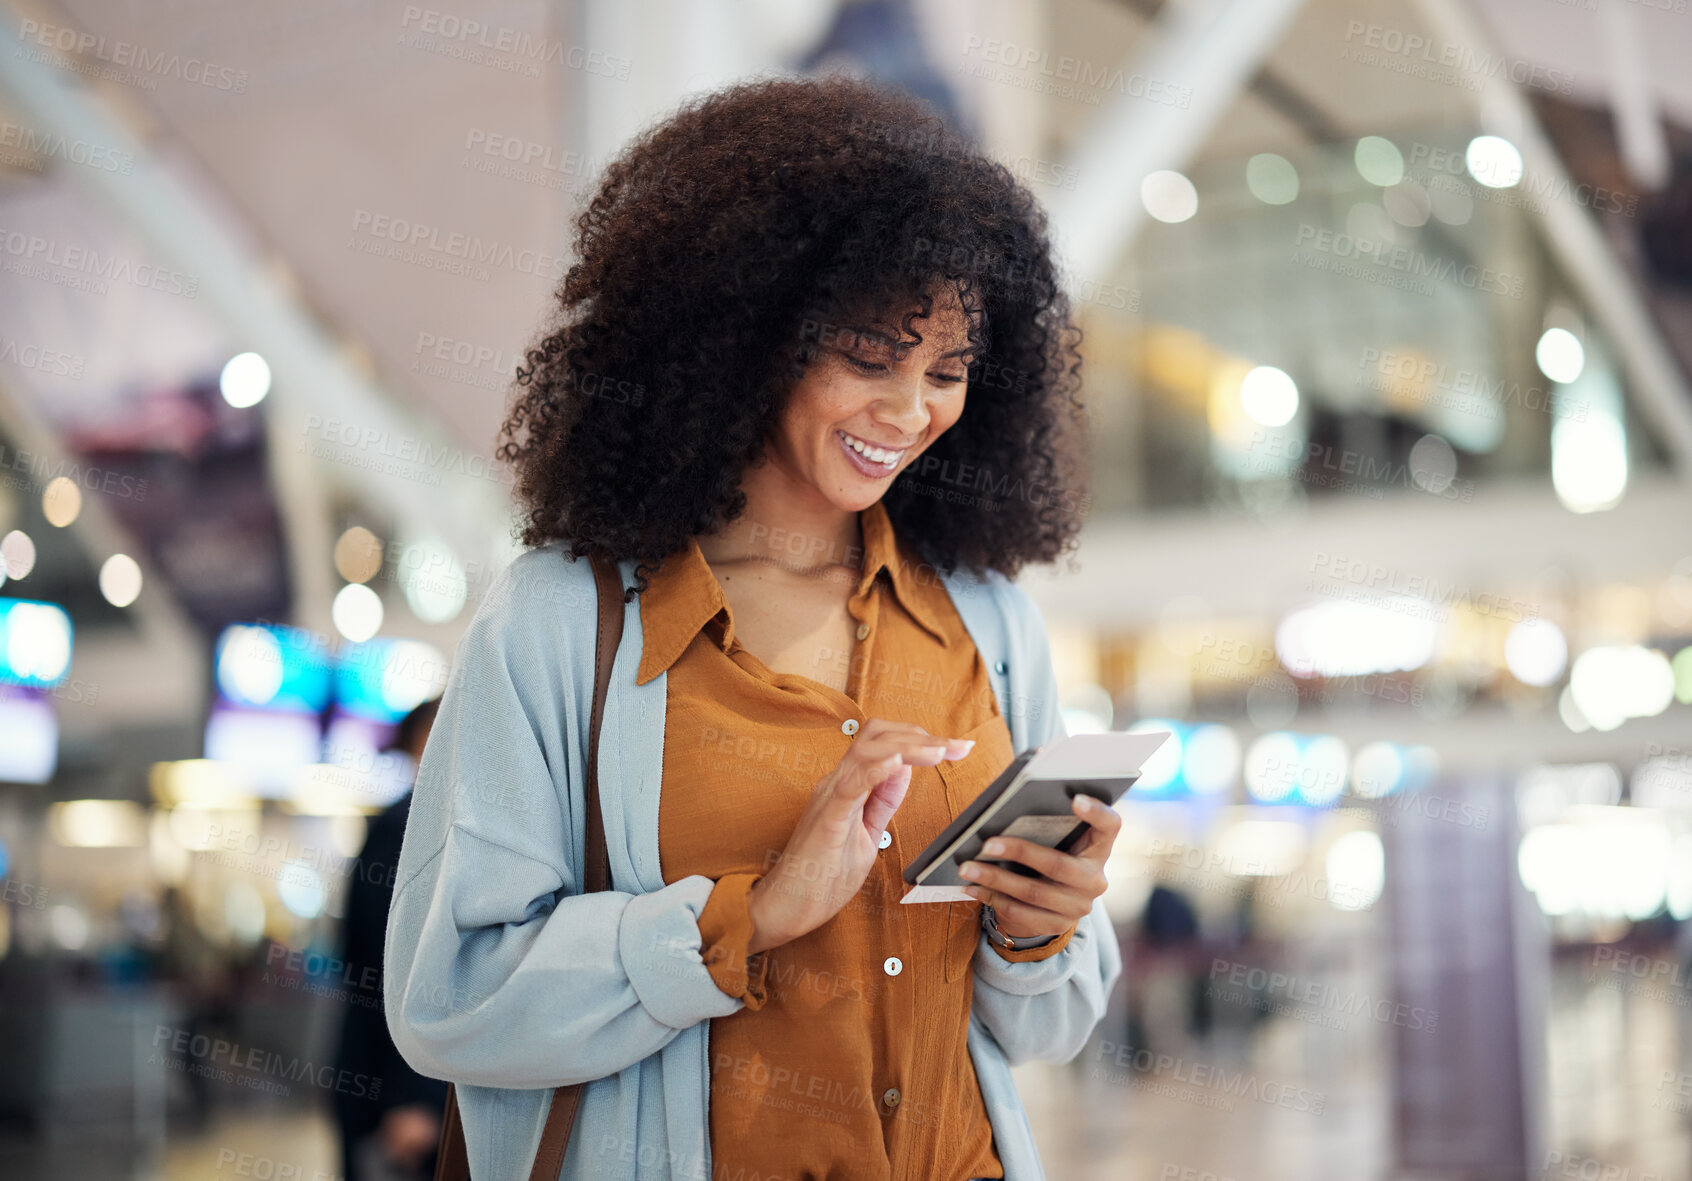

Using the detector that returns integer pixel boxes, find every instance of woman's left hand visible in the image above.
[958,793,1121,940]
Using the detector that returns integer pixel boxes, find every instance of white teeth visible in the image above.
[840,431,903,468]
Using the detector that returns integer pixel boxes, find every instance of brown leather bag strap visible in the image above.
[434,552,627,1181]
[527,552,625,1181]
[433,1084,470,1181]
[580,552,623,898]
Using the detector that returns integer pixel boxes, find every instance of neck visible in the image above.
[698,456,864,572]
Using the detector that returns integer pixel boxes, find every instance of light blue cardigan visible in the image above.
[383,543,1121,1180]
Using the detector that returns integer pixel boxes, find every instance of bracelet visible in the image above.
[980,905,1059,952]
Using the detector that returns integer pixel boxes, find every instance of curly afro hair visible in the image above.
[499,73,1087,590]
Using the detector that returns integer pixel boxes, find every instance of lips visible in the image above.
[836,429,907,478]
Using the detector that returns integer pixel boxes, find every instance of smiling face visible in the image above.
[764,290,976,514]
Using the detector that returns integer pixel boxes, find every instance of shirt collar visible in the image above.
[635,541,731,686]
[856,500,951,646]
[635,501,950,685]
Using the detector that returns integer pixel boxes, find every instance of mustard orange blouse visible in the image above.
[641,501,1073,1181]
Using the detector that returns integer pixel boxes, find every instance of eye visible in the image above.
[843,354,888,375]
[930,372,967,385]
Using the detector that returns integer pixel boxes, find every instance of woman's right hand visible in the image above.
[746,719,974,954]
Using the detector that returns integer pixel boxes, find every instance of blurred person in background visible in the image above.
[384,76,1121,1181]
[1120,870,1204,1060]
[334,698,445,1181]
[155,884,237,1132]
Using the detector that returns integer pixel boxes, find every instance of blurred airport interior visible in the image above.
[2,0,1692,1178]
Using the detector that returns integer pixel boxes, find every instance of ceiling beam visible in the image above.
[1047,0,1311,274]
[1409,0,1692,477]
[0,5,512,620]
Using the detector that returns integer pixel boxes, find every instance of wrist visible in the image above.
[745,876,786,955]
[981,905,1061,951]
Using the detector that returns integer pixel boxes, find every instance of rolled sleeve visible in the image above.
[688,872,770,1009]
[971,896,1119,1065]
[618,875,753,1028]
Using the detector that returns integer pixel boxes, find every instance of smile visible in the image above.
[836,429,907,475]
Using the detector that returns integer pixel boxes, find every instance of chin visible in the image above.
[821,484,888,514]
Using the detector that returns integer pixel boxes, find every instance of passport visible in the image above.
[899,730,1172,903]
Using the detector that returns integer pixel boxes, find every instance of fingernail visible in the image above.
[964,886,986,901]
[983,839,1005,856]
[959,863,981,880]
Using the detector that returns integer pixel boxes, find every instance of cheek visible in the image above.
[788,368,874,439]
[929,394,967,439]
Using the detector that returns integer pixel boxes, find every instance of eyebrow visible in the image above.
[836,326,976,361]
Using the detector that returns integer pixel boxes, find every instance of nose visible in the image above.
[872,371,931,440]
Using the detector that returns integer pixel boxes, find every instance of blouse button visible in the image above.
[878,829,893,851]
[993,660,1008,676]
[841,718,860,737]
[856,622,871,641]
[882,1087,902,1109]
[883,956,902,976]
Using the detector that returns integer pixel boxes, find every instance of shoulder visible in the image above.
[940,564,1046,627]
[454,542,601,676]
[481,541,599,619]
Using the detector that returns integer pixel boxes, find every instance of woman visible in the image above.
[385,75,1121,1181]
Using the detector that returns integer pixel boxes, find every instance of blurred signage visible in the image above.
[204,622,445,802]
[0,598,73,689]
[0,687,58,784]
